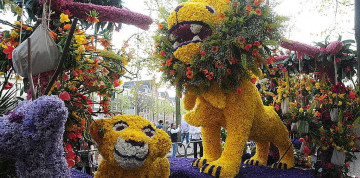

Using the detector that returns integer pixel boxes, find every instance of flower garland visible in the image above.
[89,115,171,178]
[42,0,153,30]
[155,0,287,95]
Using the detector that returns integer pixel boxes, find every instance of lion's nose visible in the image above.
[126,139,145,147]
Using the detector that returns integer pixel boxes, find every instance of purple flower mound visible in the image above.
[169,158,316,178]
[326,41,343,55]
[0,95,70,178]
[71,169,93,178]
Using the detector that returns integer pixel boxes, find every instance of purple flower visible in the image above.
[8,112,25,123]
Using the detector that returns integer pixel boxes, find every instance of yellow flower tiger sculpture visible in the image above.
[89,115,171,178]
[167,0,295,177]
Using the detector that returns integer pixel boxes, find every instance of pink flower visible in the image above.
[250,78,257,84]
[326,41,343,55]
[281,40,320,58]
[200,51,206,56]
[335,57,341,63]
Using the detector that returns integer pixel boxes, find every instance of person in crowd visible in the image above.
[181,119,190,148]
[156,119,163,129]
[170,123,181,158]
[189,125,203,157]
[162,121,169,134]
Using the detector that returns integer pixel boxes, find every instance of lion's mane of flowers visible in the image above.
[155,0,287,95]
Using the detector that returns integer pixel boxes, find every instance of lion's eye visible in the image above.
[113,121,128,132]
[143,125,155,137]
[206,5,216,14]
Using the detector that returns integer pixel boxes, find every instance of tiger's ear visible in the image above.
[155,130,172,158]
[89,119,106,145]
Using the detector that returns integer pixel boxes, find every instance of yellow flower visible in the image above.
[26,27,33,31]
[76,45,85,54]
[60,13,70,23]
[299,108,304,113]
[315,83,320,89]
[306,86,311,91]
[332,93,337,97]
[338,101,342,106]
[74,34,86,45]
[10,30,19,38]
[339,94,345,98]
[0,72,4,75]
[15,75,22,81]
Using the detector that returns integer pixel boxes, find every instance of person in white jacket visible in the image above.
[189,125,203,157]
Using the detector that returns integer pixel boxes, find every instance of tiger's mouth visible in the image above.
[169,21,212,51]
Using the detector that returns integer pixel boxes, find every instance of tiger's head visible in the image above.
[90,115,171,169]
[168,0,230,64]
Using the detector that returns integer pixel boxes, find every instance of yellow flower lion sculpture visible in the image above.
[89,115,171,178]
[167,0,295,177]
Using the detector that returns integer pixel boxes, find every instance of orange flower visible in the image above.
[252,49,259,56]
[255,8,262,16]
[254,41,261,46]
[186,70,193,79]
[166,58,173,66]
[64,24,71,30]
[212,46,219,53]
[219,14,226,20]
[99,38,111,48]
[254,0,261,6]
[215,61,223,68]
[156,22,164,30]
[238,37,246,44]
[245,5,253,11]
[169,70,176,75]
[86,16,99,23]
[49,31,58,40]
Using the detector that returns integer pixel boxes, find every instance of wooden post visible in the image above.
[175,92,181,125]
[27,38,36,100]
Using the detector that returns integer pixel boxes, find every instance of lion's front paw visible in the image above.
[270,161,294,169]
[192,157,213,168]
[200,160,238,178]
[244,158,266,167]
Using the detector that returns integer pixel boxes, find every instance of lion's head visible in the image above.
[90,115,171,169]
[168,0,230,64]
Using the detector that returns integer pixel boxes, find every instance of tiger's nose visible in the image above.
[126,139,145,147]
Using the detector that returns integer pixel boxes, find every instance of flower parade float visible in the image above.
[89,115,171,178]
[152,0,318,177]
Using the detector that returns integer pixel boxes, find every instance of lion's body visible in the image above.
[90,115,171,178]
[184,81,295,177]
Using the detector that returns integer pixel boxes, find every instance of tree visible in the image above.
[111,93,131,114]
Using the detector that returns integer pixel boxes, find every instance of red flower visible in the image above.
[62,9,72,17]
[59,92,71,101]
[226,69,231,74]
[237,37,246,44]
[160,51,166,56]
[88,107,93,113]
[186,70,193,79]
[236,89,242,94]
[113,80,120,87]
[345,163,350,167]
[331,83,346,94]
[274,104,280,111]
[281,68,287,73]
[254,41,261,46]
[335,57,341,63]
[68,132,77,140]
[252,49,259,56]
[4,82,13,90]
[244,44,252,51]
[349,92,356,100]
[3,46,14,59]
[200,51,206,56]
[250,78,257,84]
[169,70,176,75]
[215,61,223,68]
[299,138,306,144]
[266,56,274,64]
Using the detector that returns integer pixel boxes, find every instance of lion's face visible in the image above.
[167,0,230,64]
[90,115,171,169]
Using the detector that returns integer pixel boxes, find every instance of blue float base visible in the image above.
[169,158,316,178]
